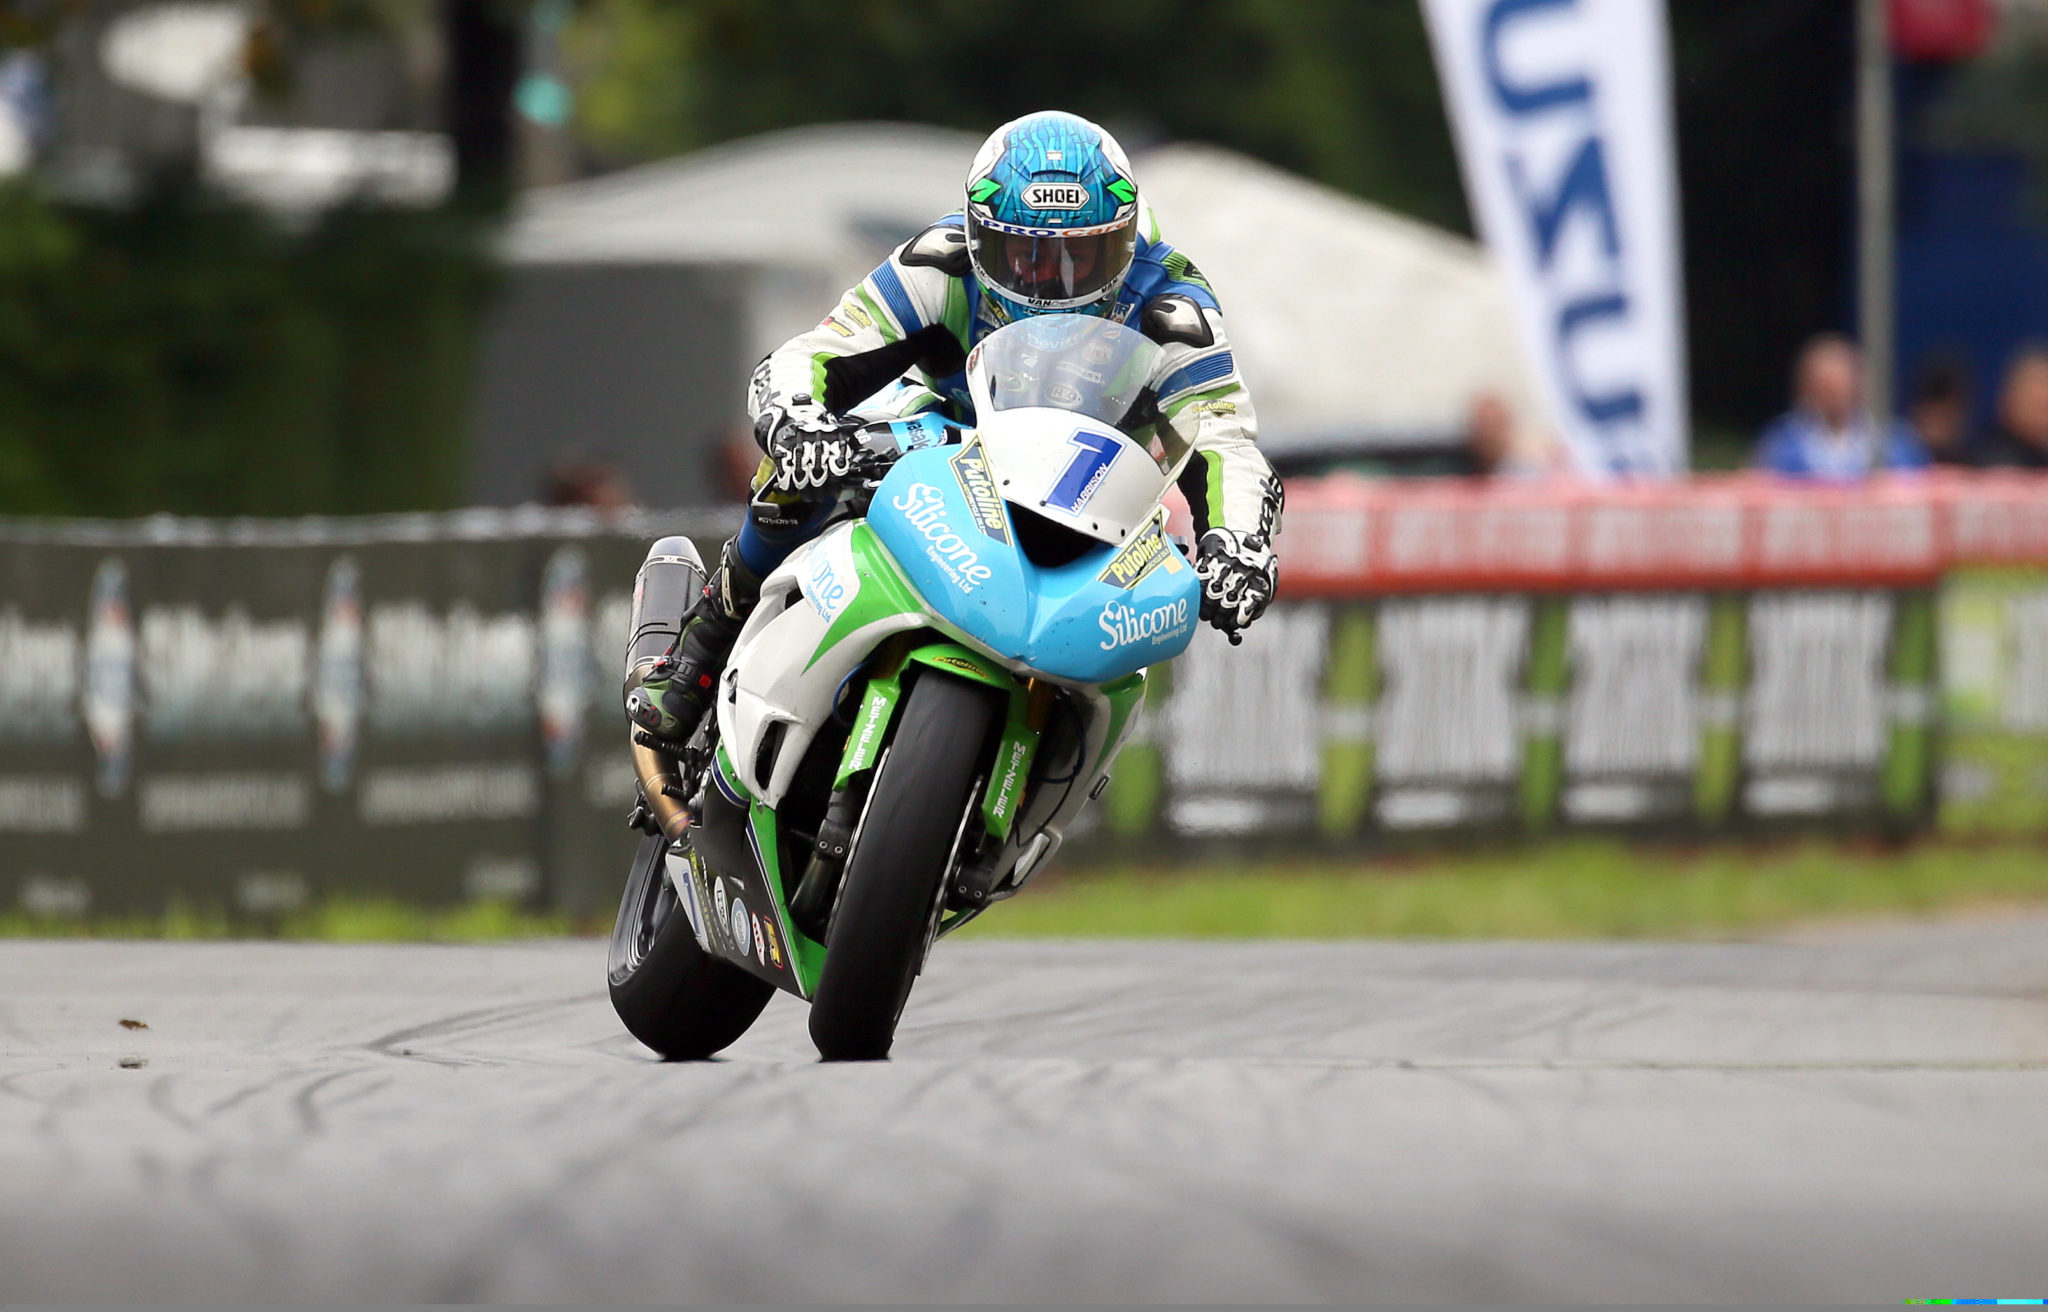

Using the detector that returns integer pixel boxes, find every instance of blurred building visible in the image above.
[36,1,452,210]
[474,122,1536,506]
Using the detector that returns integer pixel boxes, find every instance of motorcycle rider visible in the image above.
[633,110,1284,751]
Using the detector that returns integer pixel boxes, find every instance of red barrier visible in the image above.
[1277,470,2048,596]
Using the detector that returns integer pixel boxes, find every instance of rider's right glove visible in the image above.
[1194,528,1279,645]
[756,395,879,496]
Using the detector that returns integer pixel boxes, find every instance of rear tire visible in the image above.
[808,674,995,1061]
[609,832,774,1060]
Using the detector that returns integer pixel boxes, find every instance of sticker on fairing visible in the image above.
[668,845,706,943]
[1098,511,1184,589]
[805,531,859,623]
[1045,429,1122,514]
[728,894,752,958]
[950,440,1011,544]
[1098,596,1192,652]
[892,483,994,594]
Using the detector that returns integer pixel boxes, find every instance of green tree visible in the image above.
[567,0,1468,232]
[0,186,495,517]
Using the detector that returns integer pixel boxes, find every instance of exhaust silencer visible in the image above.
[623,536,707,841]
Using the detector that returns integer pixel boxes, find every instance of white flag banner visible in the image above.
[1422,0,1688,476]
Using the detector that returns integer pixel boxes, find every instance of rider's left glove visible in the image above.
[1194,528,1278,644]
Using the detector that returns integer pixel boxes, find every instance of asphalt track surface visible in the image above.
[3,918,2047,1303]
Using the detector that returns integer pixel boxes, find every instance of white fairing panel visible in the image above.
[974,406,1168,546]
[719,524,924,806]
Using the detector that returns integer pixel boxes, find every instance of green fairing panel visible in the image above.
[1095,672,1148,775]
[902,640,1019,691]
[746,797,826,998]
[806,523,928,671]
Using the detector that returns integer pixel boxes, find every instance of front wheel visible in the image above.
[609,832,774,1059]
[808,673,996,1061]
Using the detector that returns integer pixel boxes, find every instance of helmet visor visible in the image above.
[967,213,1137,308]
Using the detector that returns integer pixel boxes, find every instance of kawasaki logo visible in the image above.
[950,441,1010,545]
[1098,517,1182,590]
[1022,182,1090,211]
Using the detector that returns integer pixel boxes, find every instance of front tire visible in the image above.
[808,673,995,1061]
[609,832,774,1059]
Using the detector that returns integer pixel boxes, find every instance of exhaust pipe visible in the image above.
[622,536,708,842]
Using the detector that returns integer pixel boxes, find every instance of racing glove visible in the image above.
[1194,528,1278,644]
[756,395,880,496]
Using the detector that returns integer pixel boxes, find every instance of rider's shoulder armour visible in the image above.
[1139,292,1215,349]
[900,223,971,277]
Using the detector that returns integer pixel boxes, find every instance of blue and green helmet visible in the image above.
[964,110,1141,323]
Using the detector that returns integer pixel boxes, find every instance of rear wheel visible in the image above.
[808,673,995,1061]
[609,832,774,1059]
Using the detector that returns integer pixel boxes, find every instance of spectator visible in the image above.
[1905,351,1974,466]
[1973,345,2048,470]
[1755,334,1927,478]
[1462,390,1566,478]
[542,458,634,511]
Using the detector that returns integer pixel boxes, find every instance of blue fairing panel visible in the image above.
[868,444,1199,683]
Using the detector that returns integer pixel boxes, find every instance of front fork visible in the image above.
[785,637,1061,939]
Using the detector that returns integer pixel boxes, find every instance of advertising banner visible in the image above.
[0,511,729,919]
[1939,566,2048,834]
[1096,589,1934,845]
[1420,0,1688,475]
[8,472,2048,918]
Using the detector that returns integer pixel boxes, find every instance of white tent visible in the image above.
[1137,144,1537,452]
[506,123,979,366]
[498,123,1534,453]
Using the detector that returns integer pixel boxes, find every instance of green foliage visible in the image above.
[962,840,2048,940]
[567,0,1469,232]
[0,184,497,517]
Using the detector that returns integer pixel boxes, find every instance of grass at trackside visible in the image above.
[4,840,2046,942]
[0,897,574,943]
[956,839,2048,941]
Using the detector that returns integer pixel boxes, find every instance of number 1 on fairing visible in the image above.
[1044,429,1122,513]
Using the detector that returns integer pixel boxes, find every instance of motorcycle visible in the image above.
[609,316,1204,1060]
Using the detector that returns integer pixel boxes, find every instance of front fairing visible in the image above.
[865,444,1198,683]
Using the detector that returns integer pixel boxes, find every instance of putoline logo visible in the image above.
[950,441,1011,544]
[1022,181,1090,211]
[1098,514,1183,590]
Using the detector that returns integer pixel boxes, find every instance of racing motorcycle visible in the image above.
[609,316,1202,1061]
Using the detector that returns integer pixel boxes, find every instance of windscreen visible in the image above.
[969,317,1165,434]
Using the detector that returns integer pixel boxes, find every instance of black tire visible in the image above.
[808,673,995,1061]
[609,832,775,1060]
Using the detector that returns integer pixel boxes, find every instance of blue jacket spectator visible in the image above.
[1755,334,1929,478]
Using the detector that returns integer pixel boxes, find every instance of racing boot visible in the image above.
[627,539,762,754]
